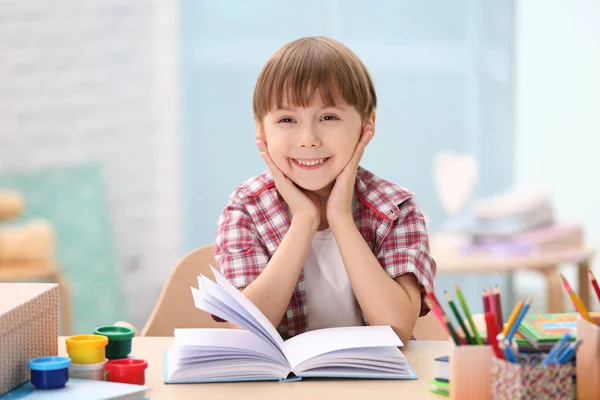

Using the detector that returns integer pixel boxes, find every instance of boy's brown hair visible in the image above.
[253,36,377,123]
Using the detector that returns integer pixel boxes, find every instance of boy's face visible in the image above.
[257,92,375,193]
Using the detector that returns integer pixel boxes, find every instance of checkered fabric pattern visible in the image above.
[213,167,437,337]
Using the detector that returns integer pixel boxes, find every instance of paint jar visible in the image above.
[106,359,148,385]
[28,356,71,389]
[93,325,135,360]
[69,358,107,381]
[65,334,108,364]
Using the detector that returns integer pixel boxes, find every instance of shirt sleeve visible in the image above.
[213,194,270,290]
[376,198,437,316]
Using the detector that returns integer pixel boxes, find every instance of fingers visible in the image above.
[256,139,268,154]
[256,140,291,191]
[348,125,373,168]
[359,124,374,146]
[256,140,280,174]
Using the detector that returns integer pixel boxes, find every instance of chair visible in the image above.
[142,244,447,341]
[141,244,229,336]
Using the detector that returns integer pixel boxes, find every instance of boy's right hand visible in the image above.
[256,140,321,230]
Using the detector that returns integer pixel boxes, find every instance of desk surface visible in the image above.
[58,337,449,399]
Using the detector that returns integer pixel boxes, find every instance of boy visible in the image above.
[213,36,436,344]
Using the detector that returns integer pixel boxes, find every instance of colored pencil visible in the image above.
[488,288,497,326]
[455,285,483,345]
[541,333,573,365]
[556,339,582,364]
[445,291,475,345]
[425,286,444,312]
[497,337,518,363]
[425,296,449,333]
[589,269,600,304]
[425,295,461,345]
[493,285,504,332]
[506,298,532,343]
[560,273,593,322]
[484,312,504,359]
[483,289,490,313]
[502,299,524,337]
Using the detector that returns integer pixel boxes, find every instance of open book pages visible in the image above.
[164,266,417,383]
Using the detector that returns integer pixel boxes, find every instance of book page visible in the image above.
[173,328,284,364]
[283,325,402,369]
[210,266,285,348]
[193,278,281,352]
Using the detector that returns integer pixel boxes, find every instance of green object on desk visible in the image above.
[429,379,449,397]
[455,285,483,344]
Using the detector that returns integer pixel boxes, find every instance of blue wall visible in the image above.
[181,0,515,315]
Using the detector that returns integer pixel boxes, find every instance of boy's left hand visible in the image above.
[326,124,374,225]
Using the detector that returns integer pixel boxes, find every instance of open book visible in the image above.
[164,266,417,383]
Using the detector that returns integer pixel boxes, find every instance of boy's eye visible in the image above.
[322,115,339,121]
[278,117,294,123]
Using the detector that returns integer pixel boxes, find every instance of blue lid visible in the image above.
[27,356,71,371]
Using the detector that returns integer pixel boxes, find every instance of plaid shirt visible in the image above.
[213,167,437,338]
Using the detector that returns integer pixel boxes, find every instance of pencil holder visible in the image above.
[576,315,600,400]
[450,345,493,400]
[491,354,574,400]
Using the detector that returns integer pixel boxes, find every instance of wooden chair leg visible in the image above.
[543,267,565,313]
[578,261,591,311]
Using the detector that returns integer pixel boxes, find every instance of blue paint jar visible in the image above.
[27,356,71,389]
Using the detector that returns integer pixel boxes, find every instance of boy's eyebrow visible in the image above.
[275,105,346,112]
[323,105,346,112]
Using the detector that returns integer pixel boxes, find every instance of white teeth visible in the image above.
[296,158,326,166]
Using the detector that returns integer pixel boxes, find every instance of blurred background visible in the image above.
[0,0,598,335]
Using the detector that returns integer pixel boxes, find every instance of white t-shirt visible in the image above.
[303,227,364,331]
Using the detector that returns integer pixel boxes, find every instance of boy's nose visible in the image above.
[297,127,322,148]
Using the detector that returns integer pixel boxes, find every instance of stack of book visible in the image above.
[428,355,449,397]
[442,187,583,255]
[517,313,579,351]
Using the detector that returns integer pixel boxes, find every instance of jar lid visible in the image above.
[94,325,135,341]
[106,358,148,372]
[28,356,71,371]
[66,334,108,348]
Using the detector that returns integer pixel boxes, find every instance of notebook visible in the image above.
[0,378,148,399]
[429,379,449,397]
[164,266,417,383]
[518,313,578,350]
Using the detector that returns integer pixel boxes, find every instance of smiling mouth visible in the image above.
[291,157,331,169]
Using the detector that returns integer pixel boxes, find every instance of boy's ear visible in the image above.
[364,111,376,137]
[255,117,266,141]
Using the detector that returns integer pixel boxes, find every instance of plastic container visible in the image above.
[27,356,71,389]
[450,344,492,400]
[68,359,107,381]
[93,325,135,360]
[65,335,108,364]
[105,359,148,385]
[492,353,574,400]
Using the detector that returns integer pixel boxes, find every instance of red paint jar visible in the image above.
[105,358,148,385]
